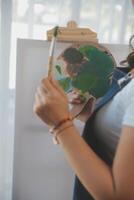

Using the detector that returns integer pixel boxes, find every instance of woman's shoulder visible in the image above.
[122,79,134,126]
[120,78,134,99]
[111,78,134,113]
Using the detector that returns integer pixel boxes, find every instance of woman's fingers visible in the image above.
[34,93,51,124]
[67,90,84,104]
[34,77,70,126]
[51,78,67,98]
[41,78,54,94]
[34,85,48,112]
[41,77,67,100]
[33,93,41,114]
[37,87,47,103]
[69,98,82,104]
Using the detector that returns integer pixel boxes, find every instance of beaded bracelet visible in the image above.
[49,116,72,133]
[49,118,73,145]
[52,122,74,145]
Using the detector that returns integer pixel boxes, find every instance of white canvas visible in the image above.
[12,39,129,200]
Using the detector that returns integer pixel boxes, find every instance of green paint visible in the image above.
[54,44,115,98]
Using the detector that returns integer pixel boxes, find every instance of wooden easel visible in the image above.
[47,20,98,43]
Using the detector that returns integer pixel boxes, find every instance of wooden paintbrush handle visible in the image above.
[48,56,53,77]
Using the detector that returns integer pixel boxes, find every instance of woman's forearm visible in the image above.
[35,77,134,200]
[57,124,115,200]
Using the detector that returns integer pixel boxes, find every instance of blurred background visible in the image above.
[0,0,134,199]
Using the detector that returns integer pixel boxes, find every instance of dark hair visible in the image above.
[120,35,134,69]
[129,34,134,51]
[127,51,134,68]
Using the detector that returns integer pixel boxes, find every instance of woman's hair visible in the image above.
[127,51,134,69]
[129,34,134,51]
[120,34,134,69]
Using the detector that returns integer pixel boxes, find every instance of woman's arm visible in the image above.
[112,126,134,200]
[56,124,115,200]
[56,123,134,200]
[34,78,134,200]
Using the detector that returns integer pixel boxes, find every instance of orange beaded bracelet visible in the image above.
[52,122,74,145]
[49,116,73,145]
[49,116,72,133]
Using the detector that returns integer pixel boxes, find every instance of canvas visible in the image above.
[53,42,116,120]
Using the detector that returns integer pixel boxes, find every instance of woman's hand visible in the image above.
[67,90,85,104]
[34,77,70,127]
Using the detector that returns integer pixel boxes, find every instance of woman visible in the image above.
[34,14,134,200]
[34,52,134,200]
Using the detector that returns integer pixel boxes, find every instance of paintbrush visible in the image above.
[47,26,59,78]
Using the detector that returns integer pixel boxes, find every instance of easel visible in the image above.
[47,20,98,43]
